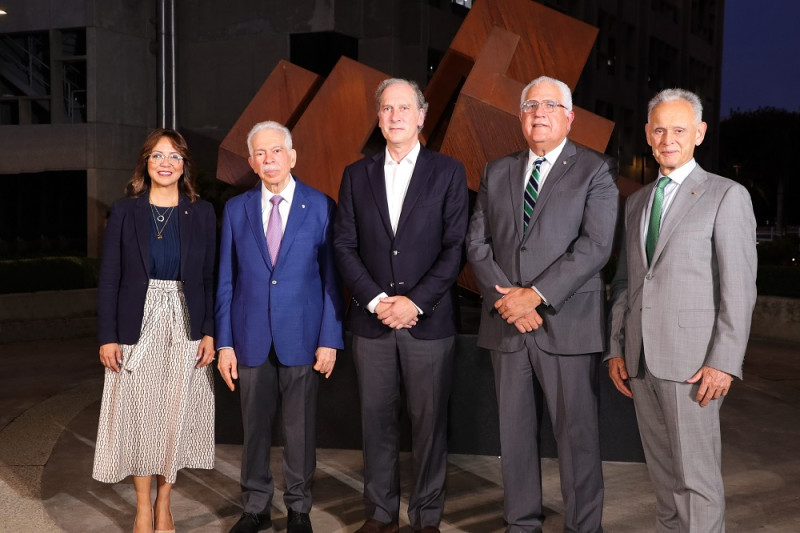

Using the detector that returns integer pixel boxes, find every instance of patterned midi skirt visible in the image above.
[92,279,215,484]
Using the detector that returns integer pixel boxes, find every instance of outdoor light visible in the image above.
[0,9,8,15]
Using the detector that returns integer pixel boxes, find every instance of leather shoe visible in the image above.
[229,512,272,533]
[355,518,400,533]
[287,509,313,533]
[415,528,441,533]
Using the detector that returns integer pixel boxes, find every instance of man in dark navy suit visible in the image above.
[334,78,469,533]
[216,121,344,533]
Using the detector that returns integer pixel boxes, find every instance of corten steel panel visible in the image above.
[423,0,598,143]
[441,28,615,191]
[217,60,321,188]
[451,0,598,89]
[290,57,389,201]
[421,49,474,147]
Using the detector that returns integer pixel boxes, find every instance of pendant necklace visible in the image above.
[150,203,176,239]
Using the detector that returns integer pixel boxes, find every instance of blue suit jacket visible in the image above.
[334,146,469,339]
[215,178,344,367]
[97,194,217,346]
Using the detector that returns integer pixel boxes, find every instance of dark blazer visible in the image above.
[214,179,344,367]
[97,194,217,346]
[467,140,618,354]
[334,146,469,339]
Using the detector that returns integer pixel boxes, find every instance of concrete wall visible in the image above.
[0,1,157,257]
[750,295,800,344]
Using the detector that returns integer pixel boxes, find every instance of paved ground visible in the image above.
[0,336,798,532]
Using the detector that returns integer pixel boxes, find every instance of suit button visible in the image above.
[272,280,277,285]
[521,246,527,251]
[645,274,653,280]
[393,250,399,255]
[389,282,395,288]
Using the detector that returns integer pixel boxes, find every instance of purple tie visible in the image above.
[266,195,283,266]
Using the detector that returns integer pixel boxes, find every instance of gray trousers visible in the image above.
[631,359,725,533]
[491,339,604,533]
[352,330,455,530]
[238,348,319,515]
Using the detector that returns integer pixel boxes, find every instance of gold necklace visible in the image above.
[150,203,176,239]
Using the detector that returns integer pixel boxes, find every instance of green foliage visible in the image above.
[0,256,99,294]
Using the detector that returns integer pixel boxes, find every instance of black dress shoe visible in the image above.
[229,512,272,533]
[287,509,313,533]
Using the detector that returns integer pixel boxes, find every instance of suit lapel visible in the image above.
[507,150,528,241]
[525,140,576,233]
[178,195,191,280]
[244,185,273,270]
[134,196,150,274]
[365,152,394,238]
[277,178,312,268]
[651,166,708,266]
[627,188,651,267]
[395,147,431,239]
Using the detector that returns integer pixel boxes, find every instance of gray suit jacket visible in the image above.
[467,139,618,354]
[607,164,757,380]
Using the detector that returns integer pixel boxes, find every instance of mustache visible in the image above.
[261,165,280,172]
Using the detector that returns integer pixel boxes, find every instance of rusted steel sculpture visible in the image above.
[217,0,618,291]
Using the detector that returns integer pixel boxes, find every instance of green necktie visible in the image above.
[523,157,544,231]
[645,176,671,265]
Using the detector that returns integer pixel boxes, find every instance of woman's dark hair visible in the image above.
[125,128,198,201]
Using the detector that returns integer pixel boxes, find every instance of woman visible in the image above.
[93,129,216,533]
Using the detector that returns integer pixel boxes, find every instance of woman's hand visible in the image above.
[195,335,216,368]
[99,343,122,372]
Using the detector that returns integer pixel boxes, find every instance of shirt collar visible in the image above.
[261,175,296,206]
[385,141,421,166]
[659,159,696,186]
[528,137,568,167]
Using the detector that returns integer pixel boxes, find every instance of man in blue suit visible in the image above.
[216,121,344,533]
[334,79,469,533]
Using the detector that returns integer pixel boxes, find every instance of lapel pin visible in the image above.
[302,204,306,208]
[562,161,567,165]
[184,210,188,214]
[692,190,697,195]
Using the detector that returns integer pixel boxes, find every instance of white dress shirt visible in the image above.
[639,159,696,249]
[261,176,296,236]
[384,141,421,234]
[366,142,423,314]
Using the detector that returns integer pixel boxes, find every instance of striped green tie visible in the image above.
[645,176,671,265]
[523,158,544,231]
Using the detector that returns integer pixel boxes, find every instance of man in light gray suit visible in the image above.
[467,76,618,533]
[606,88,757,532]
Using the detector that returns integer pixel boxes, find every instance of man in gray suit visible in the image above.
[467,76,618,533]
[606,88,757,532]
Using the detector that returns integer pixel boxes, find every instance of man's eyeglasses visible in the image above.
[149,152,184,164]
[520,100,569,114]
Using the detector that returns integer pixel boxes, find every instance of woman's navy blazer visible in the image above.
[97,194,216,346]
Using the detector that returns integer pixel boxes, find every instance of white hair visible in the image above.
[647,88,703,124]
[520,76,573,116]
[246,120,293,156]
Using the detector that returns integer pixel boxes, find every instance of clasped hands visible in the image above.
[376,295,419,330]
[494,285,543,333]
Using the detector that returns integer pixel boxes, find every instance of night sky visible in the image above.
[721,0,800,117]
